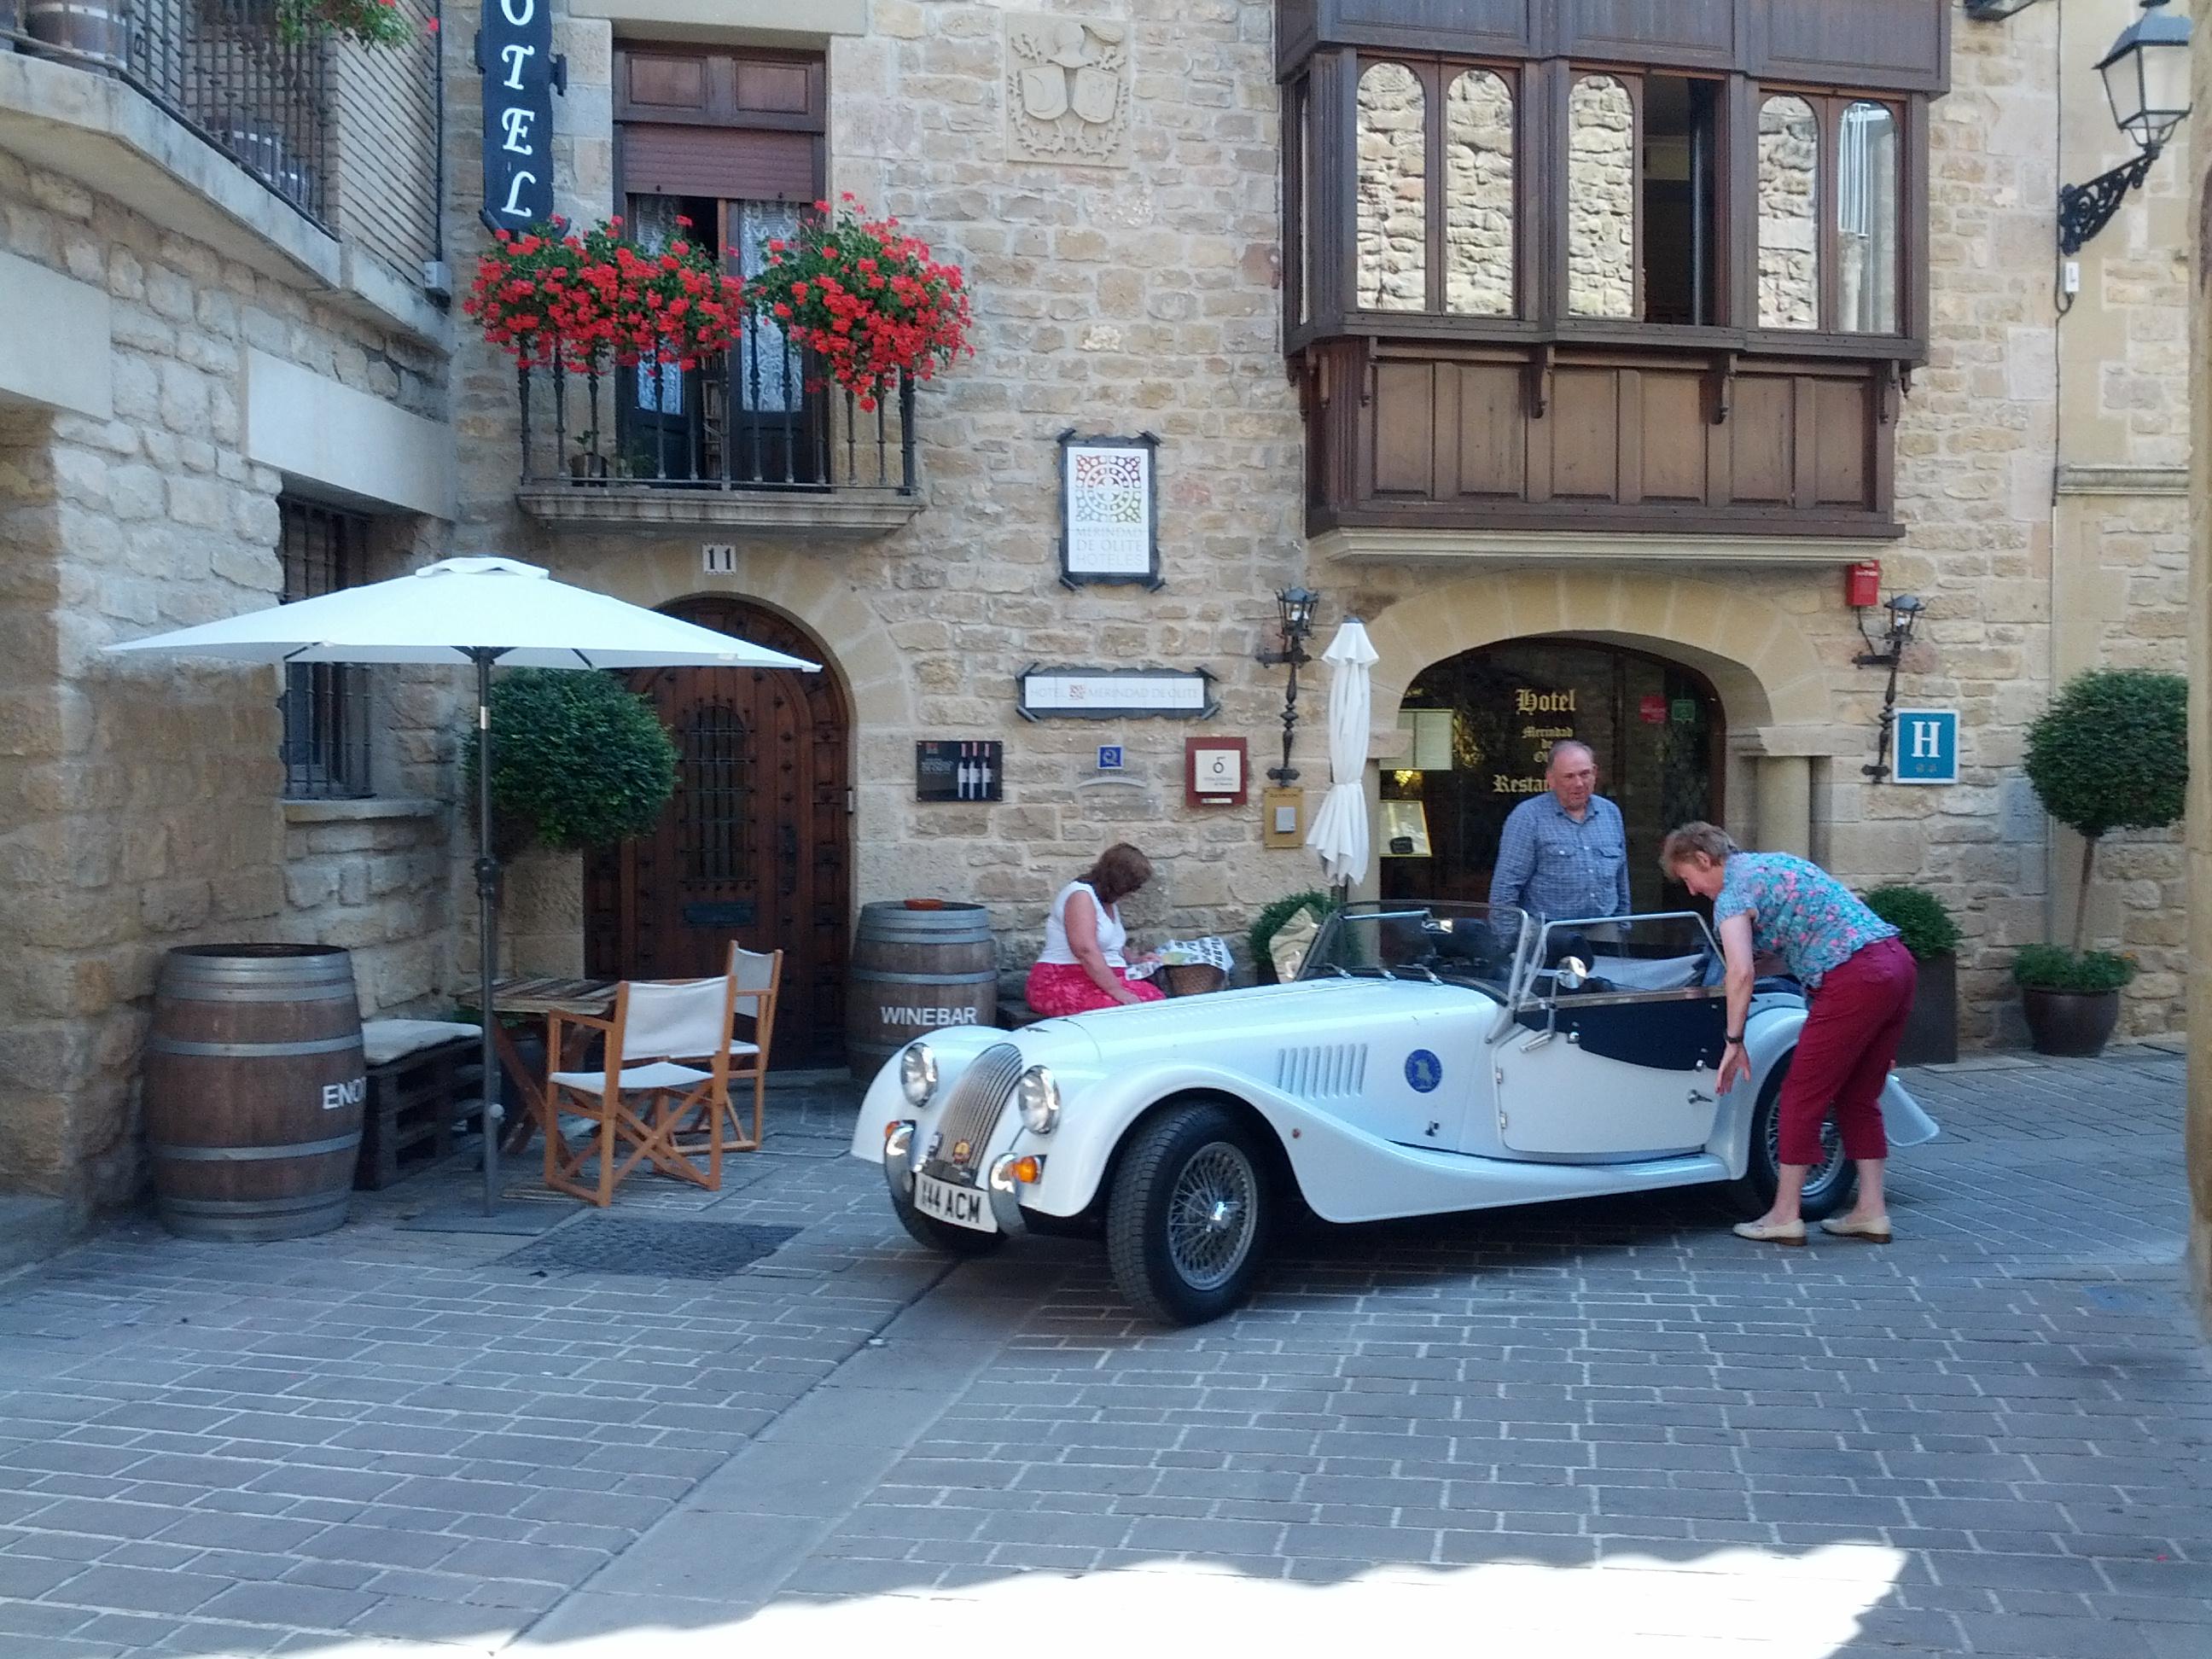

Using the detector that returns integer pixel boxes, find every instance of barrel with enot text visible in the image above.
[846,901,998,1080]
[143,945,366,1241]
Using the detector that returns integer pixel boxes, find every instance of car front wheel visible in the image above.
[1106,1102,1272,1326]
[1732,1051,1858,1221]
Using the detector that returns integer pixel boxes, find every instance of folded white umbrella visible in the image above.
[1304,618,1377,889]
[108,556,818,1215]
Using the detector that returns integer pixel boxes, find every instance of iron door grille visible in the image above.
[278,500,371,800]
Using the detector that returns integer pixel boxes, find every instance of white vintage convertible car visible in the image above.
[850,901,1938,1325]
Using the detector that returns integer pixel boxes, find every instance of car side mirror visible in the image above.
[1554,957,1589,993]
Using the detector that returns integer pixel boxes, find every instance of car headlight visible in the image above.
[899,1043,938,1107]
[1016,1066,1060,1135]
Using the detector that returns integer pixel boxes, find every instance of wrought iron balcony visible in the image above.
[6,0,335,226]
[513,335,923,539]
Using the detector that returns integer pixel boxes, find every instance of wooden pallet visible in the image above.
[355,1037,481,1190]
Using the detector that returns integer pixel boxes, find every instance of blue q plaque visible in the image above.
[477,0,563,234]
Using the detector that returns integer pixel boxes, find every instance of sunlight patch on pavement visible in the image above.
[467,1540,1910,1658]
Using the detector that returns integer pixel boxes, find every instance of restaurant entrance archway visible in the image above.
[1380,637,1725,913]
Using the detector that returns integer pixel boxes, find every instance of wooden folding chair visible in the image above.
[674,944,781,1155]
[541,970,741,1207]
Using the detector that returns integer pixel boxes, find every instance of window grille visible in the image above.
[278,500,372,799]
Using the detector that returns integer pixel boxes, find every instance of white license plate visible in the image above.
[914,1172,995,1232]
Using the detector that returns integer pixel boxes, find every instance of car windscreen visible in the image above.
[1514,911,1722,1004]
[1299,902,1529,989]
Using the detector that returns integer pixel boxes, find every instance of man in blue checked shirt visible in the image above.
[1488,739,1632,923]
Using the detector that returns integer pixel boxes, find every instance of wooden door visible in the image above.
[585,599,848,1068]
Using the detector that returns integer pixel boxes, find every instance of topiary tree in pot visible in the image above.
[1861,884,1962,1066]
[461,669,678,1106]
[465,667,678,857]
[2019,667,2185,1056]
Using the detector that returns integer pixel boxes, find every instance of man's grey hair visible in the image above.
[1546,739,1596,771]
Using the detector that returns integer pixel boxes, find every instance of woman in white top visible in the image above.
[1025,843,1166,1016]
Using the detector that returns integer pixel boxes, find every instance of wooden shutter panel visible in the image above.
[619,125,818,201]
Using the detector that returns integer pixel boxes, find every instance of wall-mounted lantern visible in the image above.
[1855,592,1925,783]
[2059,0,2194,257]
[1256,586,1321,787]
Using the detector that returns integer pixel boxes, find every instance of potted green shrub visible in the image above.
[1249,889,1340,986]
[464,667,678,857]
[1861,884,1961,1066]
[2018,667,2186,1057]
[2011,946,2136,1057]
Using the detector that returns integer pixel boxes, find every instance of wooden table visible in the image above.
[464,976,616,1157]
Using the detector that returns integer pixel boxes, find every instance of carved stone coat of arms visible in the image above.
[1005,14,1131,165]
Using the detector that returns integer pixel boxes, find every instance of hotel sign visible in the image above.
[477,0,565,233]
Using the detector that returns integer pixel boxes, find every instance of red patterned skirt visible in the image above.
[1024,961,1166,1017]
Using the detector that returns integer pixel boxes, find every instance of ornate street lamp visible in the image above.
[2058,0,2194,257]
[1257,586,1321,787]
[1856,592,1925,783]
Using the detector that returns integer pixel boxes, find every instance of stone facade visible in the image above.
[3,0,2196,1214]
[438,0,2192,1053]
[0,143,458,1212]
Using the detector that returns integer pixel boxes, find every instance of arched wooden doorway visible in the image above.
[1381,637,1725,912]
[584,597,850,1068]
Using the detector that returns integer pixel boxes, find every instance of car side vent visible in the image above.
[1275,1044,1368,1099]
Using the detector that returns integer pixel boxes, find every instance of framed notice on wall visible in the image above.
[1016,665,1217,720]
[916,741,1003,801]
[1057,430,1161,589]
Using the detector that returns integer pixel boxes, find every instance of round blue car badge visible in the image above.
[1405,1049,1443,1093]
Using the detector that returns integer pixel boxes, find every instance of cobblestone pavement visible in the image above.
[0,1051,2204,1658]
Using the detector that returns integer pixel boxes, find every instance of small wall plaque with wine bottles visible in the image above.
[916,740,1004,802]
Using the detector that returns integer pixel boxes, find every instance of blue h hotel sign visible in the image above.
[476,0,565,233]
[1892,708,1959,785]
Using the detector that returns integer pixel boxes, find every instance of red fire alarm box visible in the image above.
[1845,561,1882,609]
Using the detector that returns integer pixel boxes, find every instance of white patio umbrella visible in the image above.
[108,556,818,1216]
[1303,618,1378,889]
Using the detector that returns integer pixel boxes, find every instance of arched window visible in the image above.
[1837,100,1899,334]
[1356,61,1427,311]
[1566,76,1635,318]
[1444,69,1514,316]
[1757,95,1820,329]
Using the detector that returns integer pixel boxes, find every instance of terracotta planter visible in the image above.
[2021,987,2122,1058]
[1894,952,1957,1067]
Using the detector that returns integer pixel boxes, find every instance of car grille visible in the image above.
[930,1041,1025,1181]
[1276,1043,1369,1100]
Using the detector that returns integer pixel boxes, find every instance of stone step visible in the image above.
[0,1196,79,1283]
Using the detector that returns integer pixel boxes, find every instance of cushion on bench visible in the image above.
[363,1018,483,1068]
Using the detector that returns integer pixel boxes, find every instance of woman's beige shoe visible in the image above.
[1732,1219,1807,1244]
[1819,1214,1894,1243]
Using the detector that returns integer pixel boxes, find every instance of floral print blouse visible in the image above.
[1714,852,1898,988]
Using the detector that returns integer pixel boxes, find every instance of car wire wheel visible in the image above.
[1764,1101,1848,1208]
[1107,1101,1276,1325]
[1164,1142,1260,1292]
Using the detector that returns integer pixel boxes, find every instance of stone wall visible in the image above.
[1756,95,1819,331]
[0,150,457,1210]
[1443,67,1514,317]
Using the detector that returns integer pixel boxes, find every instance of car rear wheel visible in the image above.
[890,1188,1007,1257]
[1732,1051,1858,1221]
[1106,1102,1271,1326]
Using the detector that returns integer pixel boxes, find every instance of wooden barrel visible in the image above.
[847,900,998,1079]
[23,0,127,64]
[143,945,365,1242]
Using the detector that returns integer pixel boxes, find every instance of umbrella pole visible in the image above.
[472,649,504,1216]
